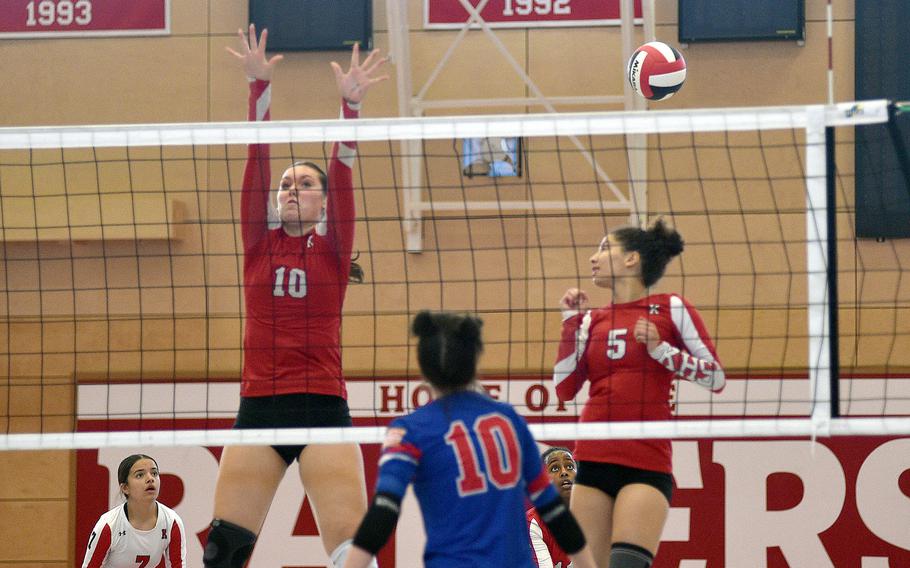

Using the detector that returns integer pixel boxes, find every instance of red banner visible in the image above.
[75,426,910,566]
[0,0,168,37]
[424,0,642,29]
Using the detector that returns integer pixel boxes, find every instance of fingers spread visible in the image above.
[330,61,343,80]
[364,56,390,77]
[248,23,257,51]
[350,42,360,68]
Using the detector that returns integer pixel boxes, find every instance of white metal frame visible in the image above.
[386,0,656,251]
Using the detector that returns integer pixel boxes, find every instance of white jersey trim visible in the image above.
[553,311,592,389]
[379,452,418,467]
[670,295,725,391]
[337,142,357,168]
[255,84,271,122]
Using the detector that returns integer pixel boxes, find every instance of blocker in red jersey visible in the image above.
[627,41,687,101]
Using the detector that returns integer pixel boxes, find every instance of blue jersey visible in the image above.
[376,390,561,567]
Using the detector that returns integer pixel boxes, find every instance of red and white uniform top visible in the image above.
[81,502,185,568]
[527,506,571,568]
[552,293,724,473]
[240,79,358,398]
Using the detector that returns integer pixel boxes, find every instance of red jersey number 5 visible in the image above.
[606,328,627,360]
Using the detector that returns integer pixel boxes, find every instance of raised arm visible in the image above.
[227,24,284,252]
[552,288,592,401]
[323,44,388,262]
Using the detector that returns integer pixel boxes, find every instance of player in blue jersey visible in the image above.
[342,311,595,568]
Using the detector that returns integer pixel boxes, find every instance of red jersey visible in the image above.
[552,293,724,473]
[240,79,358,398]
[81,502,185,568]
[527,507,571,568]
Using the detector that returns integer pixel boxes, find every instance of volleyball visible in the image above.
[626,41,687,101]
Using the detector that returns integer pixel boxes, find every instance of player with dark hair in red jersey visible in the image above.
[553,218,725,568]
[527,446,577,568]
[82,454,186,568]
[343,311,596,568]
[202,25,387,568]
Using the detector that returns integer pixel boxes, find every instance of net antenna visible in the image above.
[385,0,652,252]
[3,99,909,452]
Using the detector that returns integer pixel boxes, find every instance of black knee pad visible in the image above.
[203,519,257,568]
[610,542,654,568]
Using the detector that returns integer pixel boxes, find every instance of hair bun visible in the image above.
[411,310,438,337]
[649,218,684,257]
[455,315,483,343]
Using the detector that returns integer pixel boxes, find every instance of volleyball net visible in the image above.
[1,99,909,451]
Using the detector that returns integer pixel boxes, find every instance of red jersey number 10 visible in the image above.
[445,413,522,496]
[273,266,307,298]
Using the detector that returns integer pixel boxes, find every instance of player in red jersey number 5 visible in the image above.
[553,219,725,568]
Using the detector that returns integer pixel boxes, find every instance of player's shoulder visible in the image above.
[645,292,691,310]
[388,407,435,444]
[157,502,182,523]
[98,503,126,525]
[652,291,691,304]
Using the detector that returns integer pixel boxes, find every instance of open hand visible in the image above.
[226,23,284,82]
[331,43,389,104]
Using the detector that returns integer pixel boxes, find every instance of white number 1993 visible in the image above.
[26,0,92,27]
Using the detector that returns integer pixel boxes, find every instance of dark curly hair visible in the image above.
[611,217,684,287]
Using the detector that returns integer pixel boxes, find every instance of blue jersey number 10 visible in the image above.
[444,413,522,496]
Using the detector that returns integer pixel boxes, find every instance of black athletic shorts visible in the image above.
[233,393,353,465]
[575,460,674,503]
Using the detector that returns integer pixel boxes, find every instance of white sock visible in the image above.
[329,539,377,568]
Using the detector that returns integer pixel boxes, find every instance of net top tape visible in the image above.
[3,418,910,451]
[0,100,889,150]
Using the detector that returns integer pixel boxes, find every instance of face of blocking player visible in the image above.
[276,163,327,232]
[545,450,577,503]
[589,234,640,289]
[120,457,160,504]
